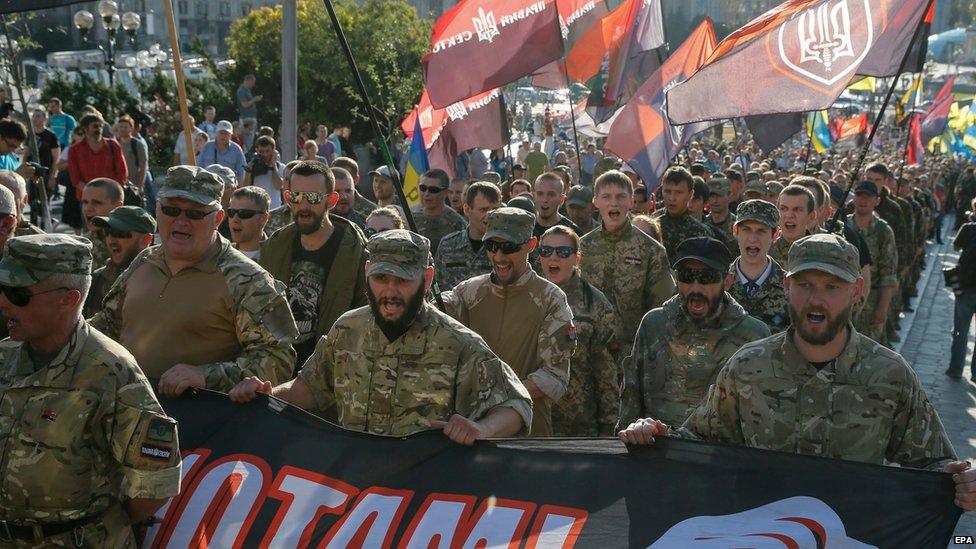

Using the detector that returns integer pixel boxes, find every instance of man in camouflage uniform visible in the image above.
[231,229,533,443]
[91,165,298,395]
[332,166,368,230]
[83,206,155,318]
[581,170,675,346]
[411,169,467,256]
[0,234,181,547]
[620,235,976,511]
[617,237,770,429]
[705,177,738,256]
[434,181,500,290]
[769,185,818,269]
[443,207,575,437]
[539,225,621,436]
[848,181,898,344]
[741,179,767,201]
[864,164,913,342]
[653,166,711,261]
[727,200,790,333]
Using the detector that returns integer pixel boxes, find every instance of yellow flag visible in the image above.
[847,77,876,92]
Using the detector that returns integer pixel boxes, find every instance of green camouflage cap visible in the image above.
[91,206,157,234]
[484,207,535,243]
[743,179,767,195]
[566,185,594,207]
[787,233,860,283]
[366,229,430,280]
[734,199,779,229]
[766,181,785,195]
[158,165,223,206]
[0,234,93,287]
[707,177,731,196]
[0,184,15,217]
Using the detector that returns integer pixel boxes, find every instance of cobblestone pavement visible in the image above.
[896,221,976,544]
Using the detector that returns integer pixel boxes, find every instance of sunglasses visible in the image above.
[484,240,524,255]
[159,205,217,220]
[227,208,264,219]
[419,184,446,194]
[538,245,576,258]
[0,284,71,307]
[675,266,723,285]
[284,190,325,205]
[107,228,133,239]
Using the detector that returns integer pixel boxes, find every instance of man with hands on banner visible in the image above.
[230,229,533,445]
[618,233,976,511]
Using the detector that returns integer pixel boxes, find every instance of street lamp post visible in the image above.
[73,1,141,116]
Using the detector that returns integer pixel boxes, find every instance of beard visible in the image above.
[680,291,723,324]
[789,303,851,345]
[292,210,325,235]
[366,282,426,341]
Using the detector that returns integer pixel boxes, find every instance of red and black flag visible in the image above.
[604,19,717,189]
[905,1,936,73]
[422,0,563,108]
[530,0,617,88]
[921,75,955,145]
[666,0,933,125]
[833,112,868,152]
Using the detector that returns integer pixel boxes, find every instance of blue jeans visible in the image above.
[950,291,976,375]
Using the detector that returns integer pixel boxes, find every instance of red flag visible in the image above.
[604,19,717,190]
[422,0,562,108]
[907,113,924,165]
[921,75,955,145]
[401,90,448,146]
[667,0,932,124]
[833,112,868,152]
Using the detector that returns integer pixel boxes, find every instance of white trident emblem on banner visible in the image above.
[776,0,873,88]
[797,1,855,73]
[473,8,500,43]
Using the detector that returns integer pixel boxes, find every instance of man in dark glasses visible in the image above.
[91,165,298,397]
[231,230,532,444]
[412,169,466,256]
[617,236,770,431]
[434,182,500,290]
[0,234,181,546]
[443,207,575,437]
[83,205,155,318]
[228,186,270,261]
[260,160,367,369]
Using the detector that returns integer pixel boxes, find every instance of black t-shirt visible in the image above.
[27,128,59,170]
[288,224,346,370]
[469,237,483,253]
[841,220,872,268]
[534,215,582,238]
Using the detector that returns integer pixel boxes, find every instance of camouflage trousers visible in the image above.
[2,505,136,548]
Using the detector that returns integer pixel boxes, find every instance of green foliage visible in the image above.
[39,71,139,119]
[224,0,431,140]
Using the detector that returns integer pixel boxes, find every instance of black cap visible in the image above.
[854,181,879,197]
[672,237,732,273]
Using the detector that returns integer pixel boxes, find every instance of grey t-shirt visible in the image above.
[237,84,257,120]
[120,136,148,186]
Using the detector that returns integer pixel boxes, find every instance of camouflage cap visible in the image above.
[787,233,860,283]
[707,177,731,196]
[734,199,779,229]
[765,181,785,196]
[366,229,430,281]
[566,185,594,207]
[158,165,223,206]
[743,179,767,195]
[0,234,93,287]
[0,184,15,217]
[745,170,762,182]
[484,207,535,243]
[91,205,157,234]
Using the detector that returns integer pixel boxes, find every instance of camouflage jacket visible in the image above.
[727,257,790,333]
[617,293,770,429]
[83,260,122,319]
[0,321,181,533]
[705,212,738,257]
[579,219,676,345]
[299,304,533,436]
[434,228,493,291]
[767,236,798,270]
[551,273,622,437]
[410,205,467,256]
[677,327,957,469]
[336,208,367,230]
[89,231,111,269]
[352,192,377,219]
[90,236,298,391]
[876,187,911,270]
[264,204,292,236]
[654,211,712,262]
[848,213,898,294]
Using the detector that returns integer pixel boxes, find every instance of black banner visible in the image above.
[148,390,960,547]
[0,1,88,13]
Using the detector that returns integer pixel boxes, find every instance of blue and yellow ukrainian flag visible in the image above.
[402,115,428,208]
[806,110,832,153]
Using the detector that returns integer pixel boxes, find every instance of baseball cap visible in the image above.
[216,120,233,134]
[566,185,594,207]
[91,206,157,235]
[707,177,731,196]
[369,165,399,181]
[366,229,430,281]
[0,234,93,287]
[483,207,535,243]
[734,199,779,229]
[854,181,879,197]
[158,165,224,207]
[743,179,767,195]
[787,233,860,283]
[745,170,761,182]
[671,236,731,273]
[765,181,785,196]
[205,164,238,190]
[506,195,536,214]
[0,184,15,216]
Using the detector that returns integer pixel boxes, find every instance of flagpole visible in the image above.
[829,0,932,230]
[561,62,585,183]
[318,0,447,311]
[500,94,517,182]
[163,0,196,167]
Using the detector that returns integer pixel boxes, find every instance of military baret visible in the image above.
[0,234,93,286]
[484,207,535,243]
[787,233,860,282]
[735,199,779,229]
[367,229,430,280]
[158,165,224,206]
